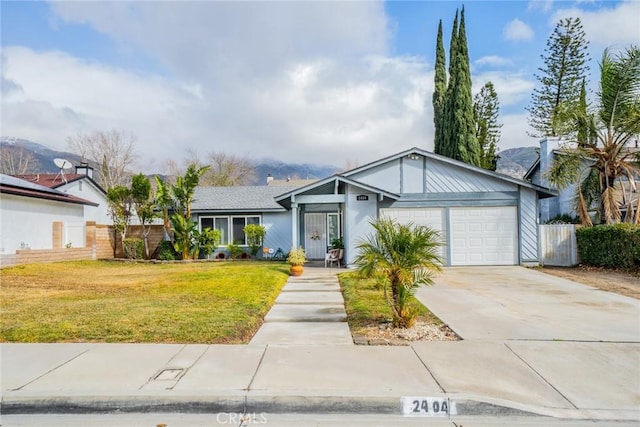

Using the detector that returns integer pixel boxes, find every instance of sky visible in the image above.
[2,0,639,172]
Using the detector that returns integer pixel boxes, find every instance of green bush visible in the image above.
[157,240,177,261]
[576,224,640,269]
[123,238,144,259]
[227,243,244,259]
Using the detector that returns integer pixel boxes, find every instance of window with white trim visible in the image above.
[199,216,260,245]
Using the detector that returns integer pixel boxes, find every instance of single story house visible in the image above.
[0,174,98,255]
[192,147,555,266]
[14,164,110,225]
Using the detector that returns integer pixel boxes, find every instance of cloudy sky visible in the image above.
[2,0,639,172]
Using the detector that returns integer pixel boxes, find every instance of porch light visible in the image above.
[407,154,421,160]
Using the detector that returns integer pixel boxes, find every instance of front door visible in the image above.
[304,213,327,259]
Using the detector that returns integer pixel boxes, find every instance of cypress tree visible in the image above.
[433,20,447,155]
[448,6,481,166]
[442,10,459,158]
[527,17,590,137]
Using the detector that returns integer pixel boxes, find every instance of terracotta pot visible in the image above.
[289,265,304,276]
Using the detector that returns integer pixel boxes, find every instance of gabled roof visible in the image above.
[342,147,557,198]
[0,174,99,206]
[14,173,106,194]
[274,174,399,209]
[192,185,302,212]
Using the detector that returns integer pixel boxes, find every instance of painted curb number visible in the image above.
[401,397,456,417]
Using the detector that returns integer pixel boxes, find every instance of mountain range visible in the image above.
[1,136,538,184]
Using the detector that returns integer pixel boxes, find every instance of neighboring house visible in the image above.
[525,137,639,223]
[0,174,98,255]
[192,147,556,266]
[14,164,110,225]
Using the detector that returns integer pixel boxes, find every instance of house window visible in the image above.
[200,216,260,245]
[231,216,260,245]
[327,213,340,246]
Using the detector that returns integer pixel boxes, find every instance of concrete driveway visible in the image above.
[415,266,640,342]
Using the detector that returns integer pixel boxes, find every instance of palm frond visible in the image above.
[602,186,622,224]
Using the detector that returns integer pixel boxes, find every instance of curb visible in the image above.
[0,395,538,417]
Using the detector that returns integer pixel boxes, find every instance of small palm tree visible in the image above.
[547,46,640,225]
[354,217,443,328]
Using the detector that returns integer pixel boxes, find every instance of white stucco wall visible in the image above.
[0,194,86,254]
[57,179,110,224]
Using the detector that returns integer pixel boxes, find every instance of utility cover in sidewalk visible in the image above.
[154,368,184,381]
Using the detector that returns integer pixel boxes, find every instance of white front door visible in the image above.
[304,213,327,259]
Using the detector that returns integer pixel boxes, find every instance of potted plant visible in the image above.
[287,246,306,276]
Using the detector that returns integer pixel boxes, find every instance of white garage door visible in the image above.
[381,206,518,266]
[380,208,447,263]
[450,207,517,266]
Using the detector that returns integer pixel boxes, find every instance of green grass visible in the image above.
[1,260,290,343]
[338,271,442,333]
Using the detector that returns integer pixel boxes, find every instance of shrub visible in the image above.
[576,224,640,269]
[157,240,177,261]
[244,224,267,256]
[546,214,579,224]
[123,238,144,259]
[227,243,244,259]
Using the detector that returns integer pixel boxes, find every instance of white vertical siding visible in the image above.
[519,188,539,262]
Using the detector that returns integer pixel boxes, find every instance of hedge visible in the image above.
[576,224,640,269]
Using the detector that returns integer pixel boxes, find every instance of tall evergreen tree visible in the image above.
[433,20,447,155]
[527,17,590,137]
[473,82,502,171]
[442,10,459,158]
[446,6,481,166]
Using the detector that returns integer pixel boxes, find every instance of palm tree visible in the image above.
[172,164,210,219]
[353,217,443,328]
[154,176,174,240]
[546,46,640,225]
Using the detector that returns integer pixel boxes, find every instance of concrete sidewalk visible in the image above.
[2,267,639,421]
[2,341,638,420]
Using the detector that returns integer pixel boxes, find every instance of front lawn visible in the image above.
[1,261,289,343]
[339,271,440,333]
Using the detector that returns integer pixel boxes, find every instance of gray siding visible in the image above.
[344,185,377,266]
[263,211,292,255]
[401,157,424,193]
[519,188,539,263]
[426,158,516,193]
[348,159,401,193]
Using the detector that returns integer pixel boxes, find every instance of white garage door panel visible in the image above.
[381,208,447,263]
[450,207,517,266]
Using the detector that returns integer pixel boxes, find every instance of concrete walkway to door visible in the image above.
[249,266,353,345]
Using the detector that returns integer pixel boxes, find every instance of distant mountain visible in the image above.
[2,136,541,183]
[0,137,89,174]
[254,160,338,185]
[496,147,539,179]
[0,137,338,185]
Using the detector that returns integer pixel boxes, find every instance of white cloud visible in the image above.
[473,71,535,107]
[503,18,534,41]
[3,2,443,170]
[474,56,514,68]
[552,0,640,50]
[528,0,554,13]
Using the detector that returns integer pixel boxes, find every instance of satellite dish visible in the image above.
[54,158,73,170]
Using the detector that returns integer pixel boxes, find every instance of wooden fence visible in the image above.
[539,224,579,267]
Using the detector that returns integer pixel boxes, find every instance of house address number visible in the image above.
[401,397,456,417]
[356,195,369,201]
